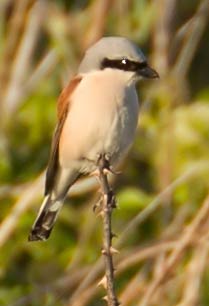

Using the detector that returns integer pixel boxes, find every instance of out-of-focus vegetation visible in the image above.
[0,0,209,305]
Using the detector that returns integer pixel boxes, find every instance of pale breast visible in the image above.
[59,69,139,169]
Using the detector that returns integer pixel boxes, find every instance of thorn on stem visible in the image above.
[111,232,118,239]
[110,246,119,254]
[96,210,104,218]
[101,248,107,255]
[102,295,108,302]
[97,276,107,289]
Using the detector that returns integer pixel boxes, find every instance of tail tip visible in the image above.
[28,228,51,242]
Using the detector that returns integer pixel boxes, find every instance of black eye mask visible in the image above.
[101,57,159,79]
[101,57,148,72]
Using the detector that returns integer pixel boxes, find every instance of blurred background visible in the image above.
[0,0,209,305]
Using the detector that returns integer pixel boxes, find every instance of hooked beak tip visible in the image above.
[138,65,160,79]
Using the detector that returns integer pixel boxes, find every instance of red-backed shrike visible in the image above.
[29,36,158,241]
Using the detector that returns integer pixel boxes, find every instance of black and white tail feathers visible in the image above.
[28,195,64,241]
[28,76,83,241]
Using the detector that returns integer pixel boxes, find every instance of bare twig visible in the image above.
[98,154,119,306]
[10,236,201,306]
[68,161,209,305]
[27,241,176,306]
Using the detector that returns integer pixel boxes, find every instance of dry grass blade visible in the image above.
[0,175,99,249]
[3,0,47,117]
[117,161,209,248]
[0,174,44,248]
[117,241,177,274]
[22,50,58,100]
[0,0,30,102]
[9,267,89,306]
[138,192,209,306]
[173,0,209,77]
[176,244,209,306]
[152,0,177,75]
[119,271,146,305]
[81,0,114,50]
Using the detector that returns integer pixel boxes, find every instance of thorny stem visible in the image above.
[98,154,120,306]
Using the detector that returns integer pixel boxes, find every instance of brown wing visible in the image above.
[45,76,82,195]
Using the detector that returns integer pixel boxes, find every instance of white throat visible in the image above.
[81,68,137,86]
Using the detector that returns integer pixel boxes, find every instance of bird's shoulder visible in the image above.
[57,75,83,121]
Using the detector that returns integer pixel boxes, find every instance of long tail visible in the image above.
[28,195,64,241]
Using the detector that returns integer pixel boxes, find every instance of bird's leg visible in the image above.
[102,153,121,176]
[92,154,117,213]
[97,154,116,209]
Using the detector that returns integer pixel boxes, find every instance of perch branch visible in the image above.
[68,161,209,305]
[98,154,120,306]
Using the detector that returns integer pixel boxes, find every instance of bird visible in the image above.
[28,36,159,241]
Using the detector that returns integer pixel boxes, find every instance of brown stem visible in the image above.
[98,154,119,306]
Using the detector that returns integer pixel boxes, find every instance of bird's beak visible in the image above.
[138,65,159,79]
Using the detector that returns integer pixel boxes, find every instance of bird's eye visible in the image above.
[121,58,127,65]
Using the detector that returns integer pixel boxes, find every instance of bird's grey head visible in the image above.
[78,36,159,80]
